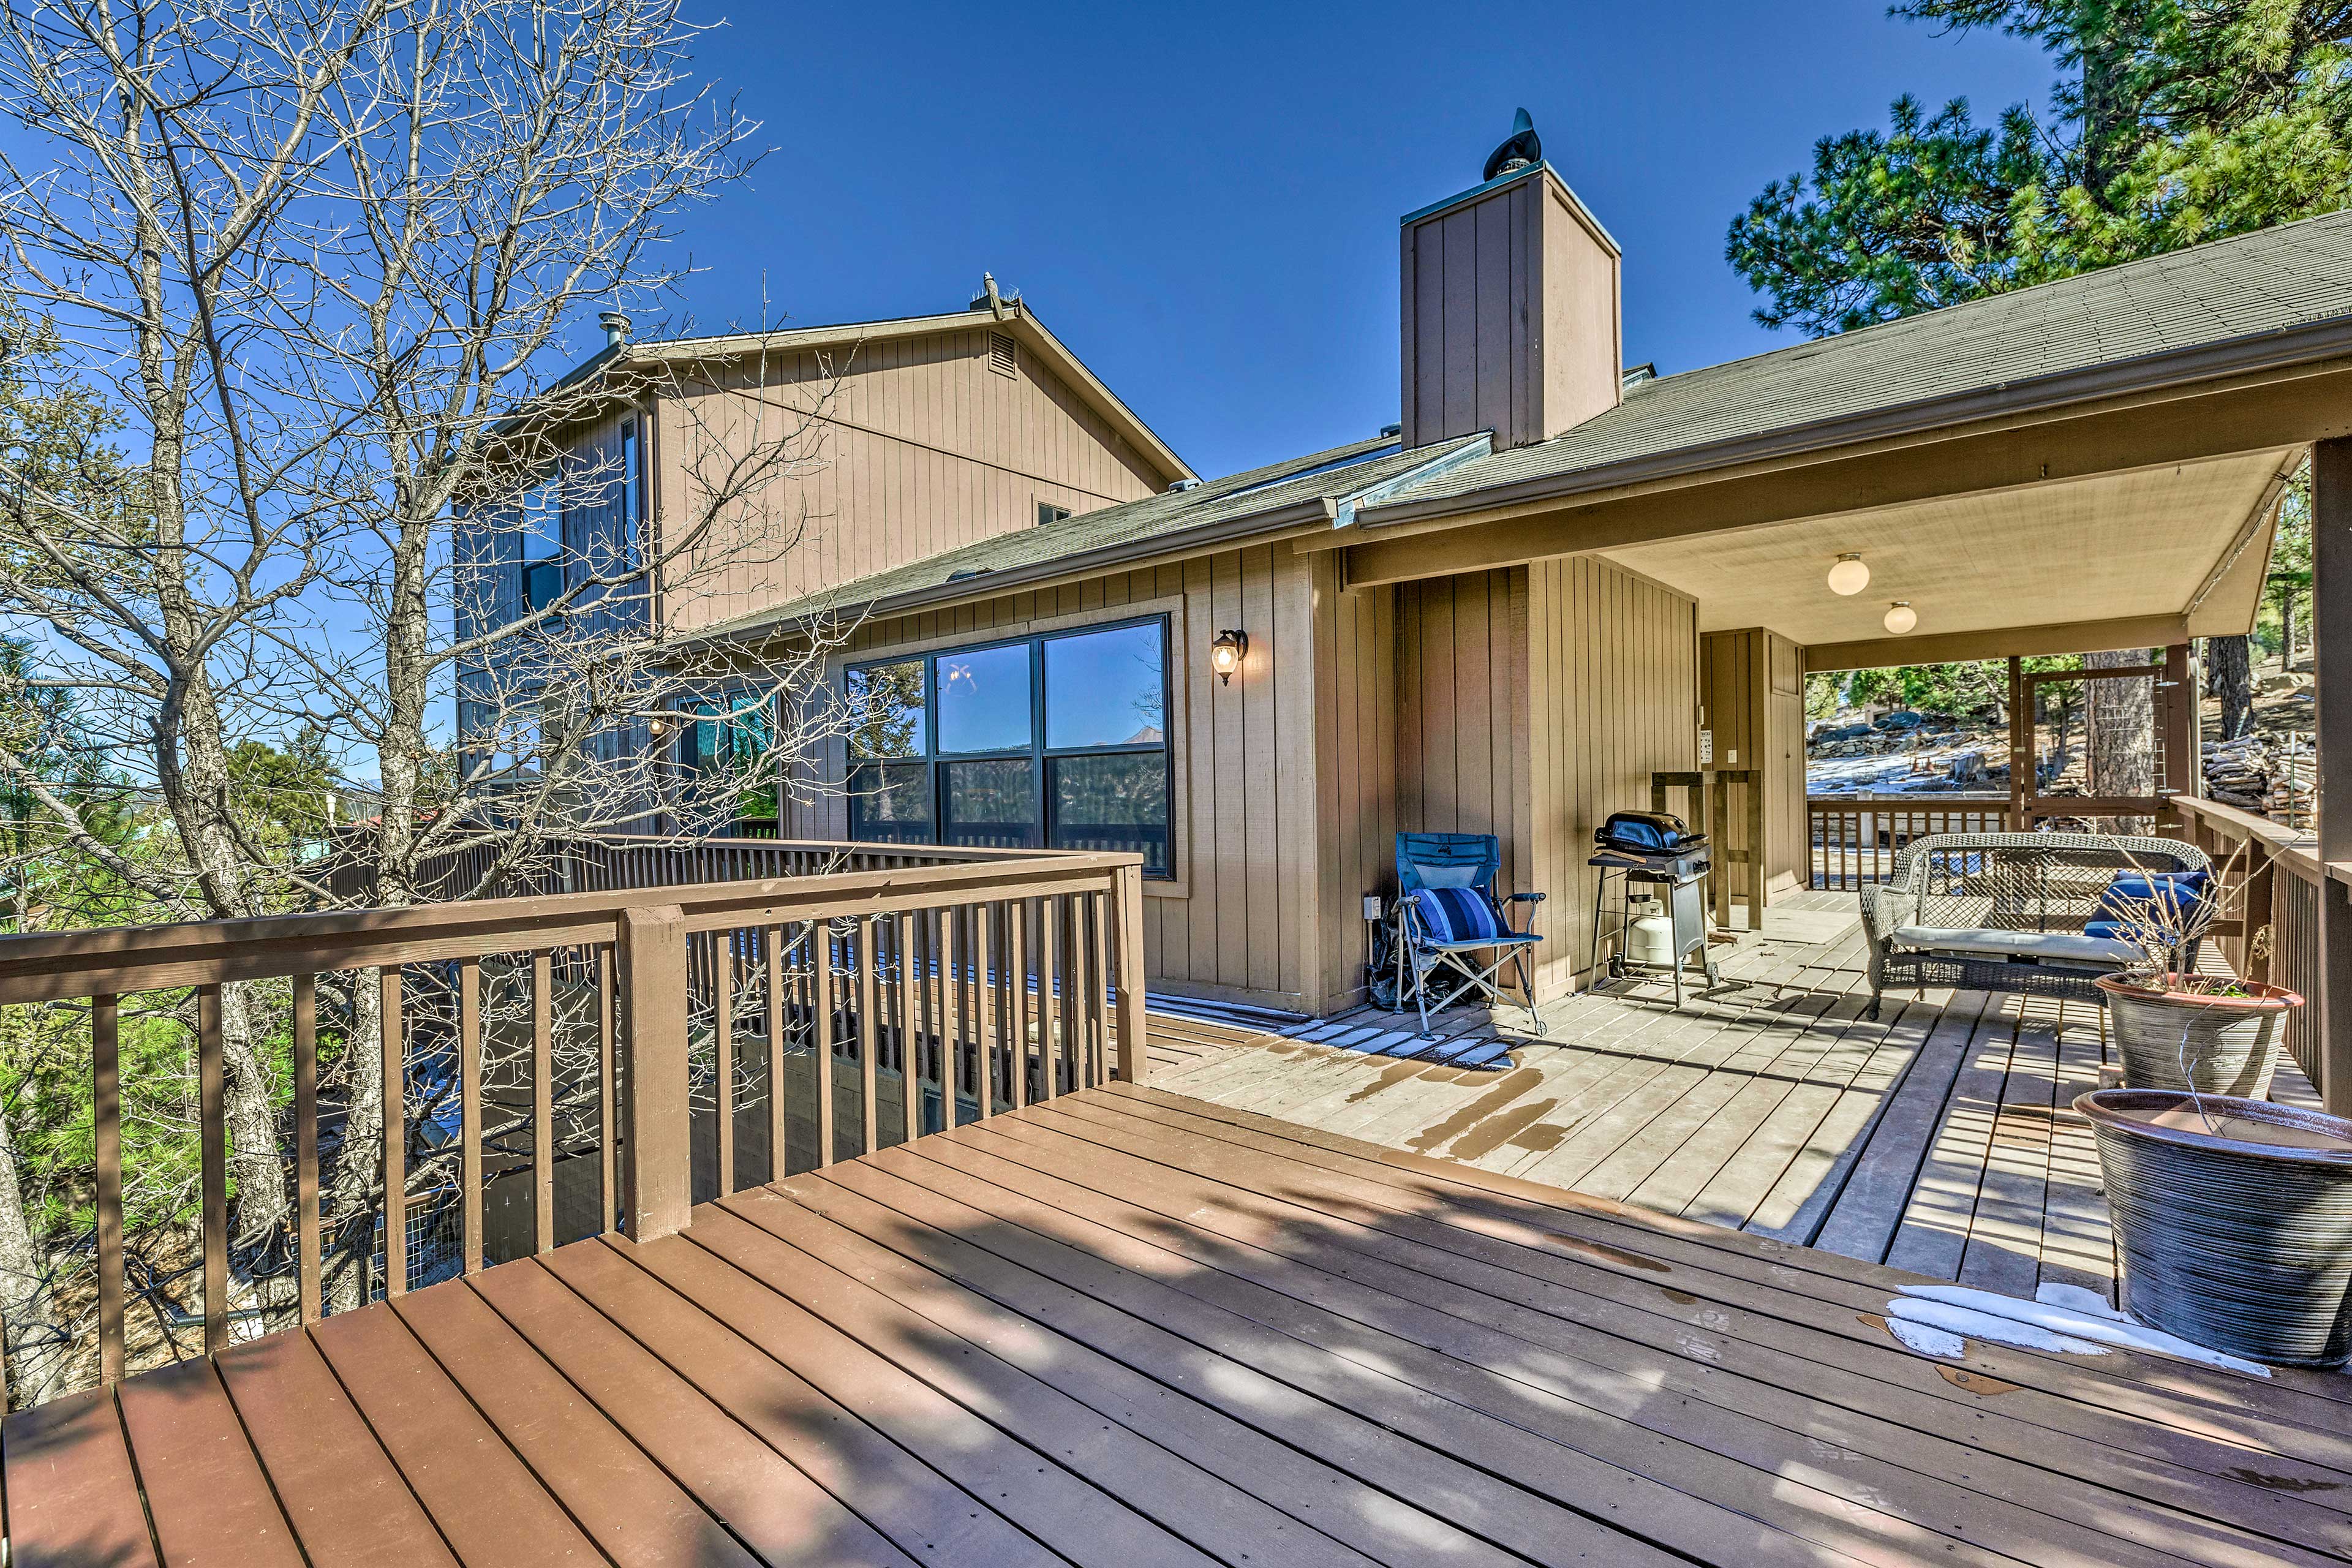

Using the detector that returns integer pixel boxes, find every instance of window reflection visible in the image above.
[848,762,933,843]
[1046,623,1164,748]
[845,660,925,757]
[1053,754,1170,874]
[937,641,1031,753]
[944,759,1037,848]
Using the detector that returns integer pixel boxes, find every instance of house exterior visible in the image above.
[472,127,2350,1023]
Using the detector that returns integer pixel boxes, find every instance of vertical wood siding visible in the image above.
[1702,627,1809,893]
[656,328,1166,635]
[780,546,1327,1013]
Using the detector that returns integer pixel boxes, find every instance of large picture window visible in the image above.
[845,617,1172,875]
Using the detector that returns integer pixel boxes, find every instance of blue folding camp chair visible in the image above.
[1376,832,1547,1036]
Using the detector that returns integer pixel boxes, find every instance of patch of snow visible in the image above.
[1889,1297,2109,1357]
[1893,1284,2271,1378]
[2034,1281,2128,1322]
[1885,1317,1967,1359]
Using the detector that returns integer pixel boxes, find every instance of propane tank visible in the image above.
[1627,894,1676,967]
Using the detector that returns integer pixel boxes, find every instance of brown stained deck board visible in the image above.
[390,1278,759,1568]
[212,1326,458,1567]
[468,1257,921,1568]
[2,1386,157,1568]
[960,1102,2331,1568]
[1104,1082,2352,1464]
[114,1360,304,1568]
[19,1080,2352,1568]
[307,1302,597,1568]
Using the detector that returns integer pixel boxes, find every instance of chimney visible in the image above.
[1398,110,1621,451]
[599,310,631,350]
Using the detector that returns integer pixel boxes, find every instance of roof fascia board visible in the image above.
[1803,613,2191,673]
[710,494,1337,647]
[1332,435,1493,528]
[1349,309,2352,537]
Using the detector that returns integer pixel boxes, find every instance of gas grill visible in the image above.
[1589,810,1711,881]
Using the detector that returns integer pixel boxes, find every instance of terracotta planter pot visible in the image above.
[2095,973,2303,1099]
[2079,1089,2352,1367]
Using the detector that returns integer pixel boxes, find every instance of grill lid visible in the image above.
[1596,810,1706,854]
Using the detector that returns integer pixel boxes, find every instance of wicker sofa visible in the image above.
[1859,832,2211,1019]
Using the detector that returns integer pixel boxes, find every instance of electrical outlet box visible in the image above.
[1362,895,1383,921]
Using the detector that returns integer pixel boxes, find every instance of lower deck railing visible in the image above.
[0,848,1146,1404]
[2169,793,2336,1096]
[1806,795,2013,889]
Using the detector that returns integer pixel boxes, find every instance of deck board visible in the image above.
[13,1072,2351,1568]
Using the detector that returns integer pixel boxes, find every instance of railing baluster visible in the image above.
[199,983,227,1353]
[765,924,786,1182]
[381,967,405,1299]
[899,911,922,1145]
[714,935,735,1197]
[294,976,320,1325]
[1037,898,1060,1101]
[597,946,617,1235]
[459,957,483,1275]
[975,905,996,1120]
[813,921,836,1169]
[94,993,122,1381]
[1009,900,1031,1110]
[857,916,881,1158]
[1090,891,1112,1087]
[532,951,554,1251]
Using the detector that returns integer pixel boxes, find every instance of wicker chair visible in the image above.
[1860,832,2211,1019]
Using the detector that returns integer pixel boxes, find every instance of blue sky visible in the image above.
[649,0,2058,479]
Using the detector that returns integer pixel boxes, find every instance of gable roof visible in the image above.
[1366,205,2352,521]
[701,432,1488,640]
[621,301,1193,488]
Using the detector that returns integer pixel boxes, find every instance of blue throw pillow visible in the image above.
[2087,869,2213,941]
[1412,886,1504,943]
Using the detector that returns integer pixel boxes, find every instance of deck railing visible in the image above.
[1806,794,2013,889]
[0,848,1146,1399]
[2168,793,2333,1094]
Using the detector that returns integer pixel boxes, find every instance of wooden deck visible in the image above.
[1150,889,2323,1309]
[10,1079,2352,1567]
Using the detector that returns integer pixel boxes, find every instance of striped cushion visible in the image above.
[1412,886,1504,943]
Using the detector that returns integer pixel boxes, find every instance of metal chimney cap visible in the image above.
[598,310,632,349]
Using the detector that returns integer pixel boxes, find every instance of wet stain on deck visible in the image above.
[1937,1367,2021,1396]
[1450,1098,1561,1161]
[1344,1060,1431,1105]
[1403,1068,1545,1154]
[2226,1466,2342,1493]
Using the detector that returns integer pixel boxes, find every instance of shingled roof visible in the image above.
[703,432,1487,638]
[1372,205,2352,516]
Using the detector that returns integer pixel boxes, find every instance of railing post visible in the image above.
[2316,438,2352,1114]
[1111,861,1148,1086]
[619,903,693,1242]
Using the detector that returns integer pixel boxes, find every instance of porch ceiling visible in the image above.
[1599,447,2296,655]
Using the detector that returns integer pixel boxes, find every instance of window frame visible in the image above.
[843,613,1175,876]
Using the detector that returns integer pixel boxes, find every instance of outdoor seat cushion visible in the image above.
[2083,869,2213,942]
[1411,886,1508,943]
[1890,925,2139,968]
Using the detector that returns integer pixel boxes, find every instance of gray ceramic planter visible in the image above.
[2095,974,2302,1099]
[2079,1089,2352,1367]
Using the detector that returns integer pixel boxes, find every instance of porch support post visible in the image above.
[2310,440,2352,1114]
[2006,656,2027,830]
[2158,641,2194,834]
[619,903,693,1240]
[1110,861,1148,1086]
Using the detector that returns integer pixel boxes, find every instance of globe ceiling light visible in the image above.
[1884,601,1918,635]
[1826,554,1871,596]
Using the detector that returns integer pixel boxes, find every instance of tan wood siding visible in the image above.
[1703,627,1809,894]
[1523,557,1699,998]
[656,327,1167,635]
[780,546,1327,1013]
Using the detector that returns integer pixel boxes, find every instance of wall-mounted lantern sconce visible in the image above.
[647,712,674,740]
[1210,629,1250,686]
